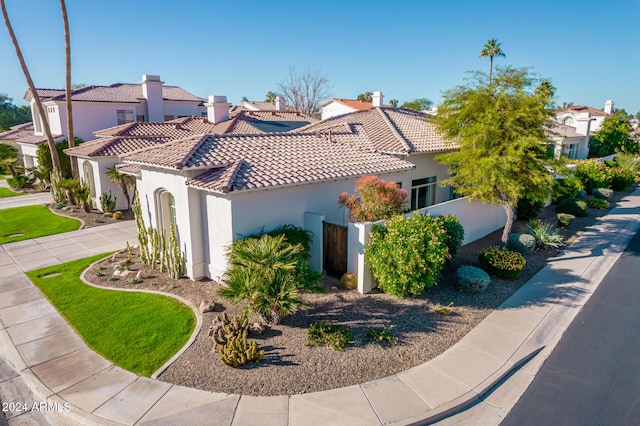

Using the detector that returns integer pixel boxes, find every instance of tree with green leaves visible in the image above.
[588,109,638,157]
[357,92,373,103]
[389,99,399,107]
[433,67,559,245]
[400,98,433,111]
[0,94,31,131]
[480,38,506,85]
[106,167,135,210]
[265,91,277,102]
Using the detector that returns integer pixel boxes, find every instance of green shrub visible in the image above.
[366,326,398,344]
[557,213,575,227]
[507,233,536,254]
[516,194,545,220]
[366,213,448,297]
[219,335,264,367]
[587,198,610,209]
[435,214,465,260]
[100,191,116,213]
[608,167,636,191]
[478,247,526,280]
[612,154,640,177]
[556,197,588,217]
[6,174,30,189]
[527,219,563,248]
[456,265,491,293]
[552,177,583,203]
[307,322,352,350]
[592,188,613,199]
[576,160,612,192]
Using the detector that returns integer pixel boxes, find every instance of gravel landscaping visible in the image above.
[79,184,636,396]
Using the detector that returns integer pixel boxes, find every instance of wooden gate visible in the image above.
[323,222,348,277]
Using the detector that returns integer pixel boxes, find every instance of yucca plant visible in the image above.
[74,179,92,212]
[220,234,310,324]
[527,219,564,248]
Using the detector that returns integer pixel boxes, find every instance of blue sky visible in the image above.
[2,0,639,114]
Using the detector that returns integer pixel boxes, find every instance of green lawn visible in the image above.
[0,187,26,198]
[0,204,81,244]
[27,254,196,376]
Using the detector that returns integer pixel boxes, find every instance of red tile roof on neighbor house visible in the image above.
[120,132,415,193]
[0,122,33,140]
[26,84,204,103]
[554,105,610,117]
[297,107,455,154]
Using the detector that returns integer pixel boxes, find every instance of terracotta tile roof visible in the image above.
[115,163,141,178]
[0,122,33,140]
[297,107,455,154]
[555,105,610,117]
[15,133,64,145]
[27,84,204,103]
[122,132,415,193]
[64,136,170,158]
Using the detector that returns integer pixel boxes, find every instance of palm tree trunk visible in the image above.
[489,56,493,85]
[60,0,77,179]
[1,0,61,172]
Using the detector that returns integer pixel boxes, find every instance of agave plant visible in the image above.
[220,234,309,324]
[527,219,564,248]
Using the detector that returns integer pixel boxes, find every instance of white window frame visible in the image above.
[411,176,437,210]
[116,109,135,125]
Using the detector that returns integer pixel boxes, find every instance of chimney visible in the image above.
[372,91,383,107]
[604,100,614,115]
[275,96,285,112]
[140,74,164,122]
[205,95,231,124]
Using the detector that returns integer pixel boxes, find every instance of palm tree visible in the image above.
[60,0,77,179]
[1,0,61,172]
[106,167,134,209]
[480,39,506,85]
[220,234,305,324]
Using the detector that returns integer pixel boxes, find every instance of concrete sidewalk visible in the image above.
[1,188,639,425]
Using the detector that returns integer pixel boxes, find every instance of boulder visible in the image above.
[593,188,613,199]
[456,265,491,293]
[199,300,216,313]
[249,322,265,335]
[135,270,144,280]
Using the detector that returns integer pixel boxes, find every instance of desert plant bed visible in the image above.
[83,184,637,396]
[0,204,81,244]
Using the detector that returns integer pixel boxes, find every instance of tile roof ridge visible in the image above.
[220,159,244,193]
[374,107,412,153]
[177,134,211,169]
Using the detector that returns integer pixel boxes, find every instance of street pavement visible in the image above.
[0,187,639,425]
[501,227,640,425]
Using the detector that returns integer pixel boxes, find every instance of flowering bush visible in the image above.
[339,176,407,222]
[366,213,448,297]
[575,160,612,193]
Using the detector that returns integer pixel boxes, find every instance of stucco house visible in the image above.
[555,100,613,133]
[547,112,592,160]
[17,74,205,168]
[118,102,455,281]
[321,91,391,120]
[65,96,315,211]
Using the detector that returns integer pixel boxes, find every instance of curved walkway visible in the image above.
[0,189,639,425]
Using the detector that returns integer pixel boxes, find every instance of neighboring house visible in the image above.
[18,74,205,168]
[117,100,455,282]
[547,112,592,160]
[555,100,613,133]
[236,96,287,112]
[65,96,315,211]
[0,122,33,166]
[321,91,389,120]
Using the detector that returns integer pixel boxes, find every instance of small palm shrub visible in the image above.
[456,265,491,293]
[6,174,30,189]
[478,247,526,280]
[527,219,563,248]
[516,193,546,220]
[576,160,612,193]
[366,213,448,297]
[552,177,583,204]
[221,234,321,324]
[507,233,536,254]
[435,215,465,260]
[74,180,92,212]
[608,167,636,191]
[587,198,610,209]
[556,198,588,217]
[557,213,575,227]
[307,322,352,350]
[592,188,613,199]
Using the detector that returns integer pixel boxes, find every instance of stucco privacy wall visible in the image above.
[347,197,507,293]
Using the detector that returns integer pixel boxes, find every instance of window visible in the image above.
[563,143,578,159]
[136,115,145,123]
[411,176,437,210]
[563,116,574,126]
[117,110,135,125]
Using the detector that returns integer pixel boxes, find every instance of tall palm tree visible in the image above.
[1,0,61,172]
[60,0,77,178]
[480,38,506,85]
